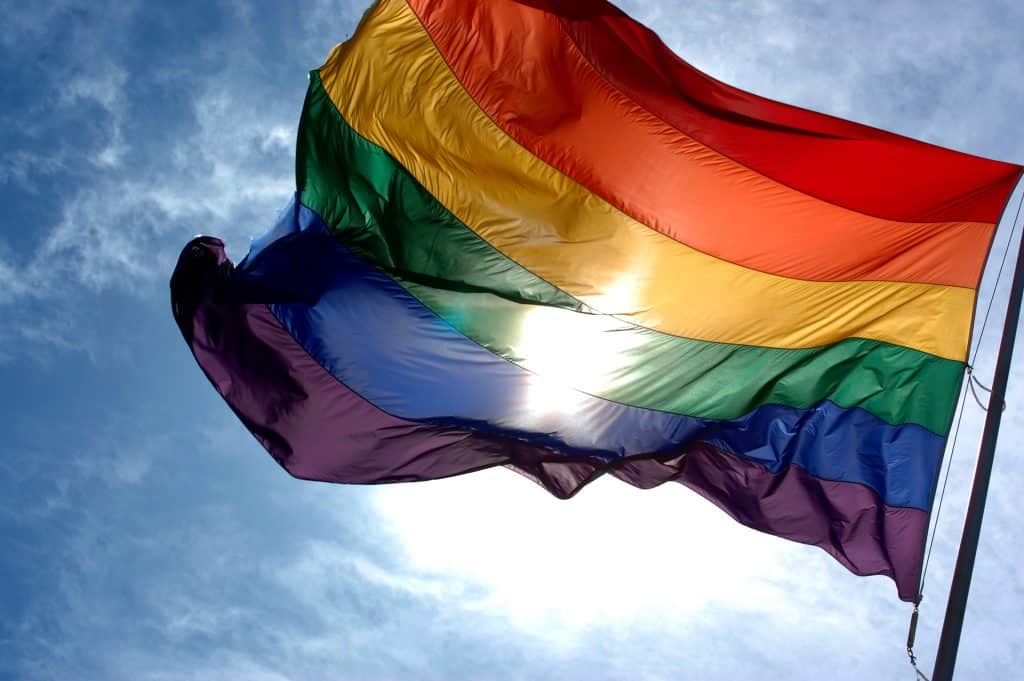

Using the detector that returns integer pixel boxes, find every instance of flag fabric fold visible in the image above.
[172,0,1023,601]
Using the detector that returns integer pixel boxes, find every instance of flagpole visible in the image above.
[932,189,1024,681]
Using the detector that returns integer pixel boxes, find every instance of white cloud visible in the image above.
[0,72,295,313]
[0,149,67,187]
[0,255,30,304]
[63,63,129,167]
[373,470,800,634]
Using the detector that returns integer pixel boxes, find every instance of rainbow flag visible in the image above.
[171,0,1022,600]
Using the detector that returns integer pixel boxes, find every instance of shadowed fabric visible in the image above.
[172,235,932,599]
[172,0,1023,602]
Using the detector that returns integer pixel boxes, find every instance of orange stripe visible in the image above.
[317,0,974,360]
[408,0,994,288]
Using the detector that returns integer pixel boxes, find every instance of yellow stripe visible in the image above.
[318,0,972,360]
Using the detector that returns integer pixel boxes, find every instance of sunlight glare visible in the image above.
[517,275,644,417]
[373,470,797,635]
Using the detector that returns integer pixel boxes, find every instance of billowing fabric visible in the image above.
[171,0,1023,601]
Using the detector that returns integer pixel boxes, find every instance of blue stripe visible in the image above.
[228,200,944,510]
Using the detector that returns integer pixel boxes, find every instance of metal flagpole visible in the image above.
[932,188,1024,681]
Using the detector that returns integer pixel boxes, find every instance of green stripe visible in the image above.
[297,71,962,435]
[298,74,583,313]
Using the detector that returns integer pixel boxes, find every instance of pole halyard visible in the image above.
[933,188,1024,681]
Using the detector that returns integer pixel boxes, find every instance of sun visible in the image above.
[515,274,646,419]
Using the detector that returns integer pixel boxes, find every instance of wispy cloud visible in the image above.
[5,72,295,304]
[62,62,129,168]
[0,1,305,360]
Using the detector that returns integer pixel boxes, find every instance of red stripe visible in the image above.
[544,0,1020,224]
[407,0,1015,286]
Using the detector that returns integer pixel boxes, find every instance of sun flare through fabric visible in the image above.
[171,0,1023,601]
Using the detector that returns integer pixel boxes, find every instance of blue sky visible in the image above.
[2,1,1023,679]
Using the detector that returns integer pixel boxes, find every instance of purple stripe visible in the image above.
[172,236,601,498]
[172,236,924,601]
